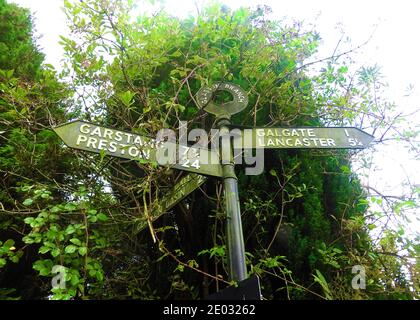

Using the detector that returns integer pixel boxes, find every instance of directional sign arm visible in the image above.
[154,173,207,215]
[234,127,374,149]
[135,173,207,233]
[53,121,223,177]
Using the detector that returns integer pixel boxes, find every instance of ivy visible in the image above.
[0,0,418,300]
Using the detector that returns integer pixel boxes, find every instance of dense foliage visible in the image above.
[0,0,418,300]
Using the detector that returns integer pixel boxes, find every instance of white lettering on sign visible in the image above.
[256,128,316,138]
[76,134,87,145]
[75,123,204,168]
[255,129,338,148]
[75,124,155,160]
[77,124,153,147]
[80,124,90,134]
[178,145,201,170]
[244,127,373,149]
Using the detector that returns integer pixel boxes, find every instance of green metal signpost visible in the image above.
[195,82,374,289]
[233,127,374,149]
[196,82,249,282]
[154,173,207,218]
[53,120,222,178]
[53,82,374,298]
[135,173,207,233]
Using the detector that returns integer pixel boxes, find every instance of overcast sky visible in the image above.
[11,0,420,103]
[9,0,420,234]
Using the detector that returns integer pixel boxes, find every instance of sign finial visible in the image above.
[196,82,248,117]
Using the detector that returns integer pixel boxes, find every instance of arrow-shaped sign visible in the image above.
[53,121,223,177]
[135,173,207,233]
[155,173,207,215]
[233,127,374,149]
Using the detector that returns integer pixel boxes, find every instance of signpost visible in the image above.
[53,120,222,178]
[53,81,374,299]
[233,127,374,149]
[197,83,249,282]
[135,174,207,233]
[154,173,207,216]
[195,81,374,292]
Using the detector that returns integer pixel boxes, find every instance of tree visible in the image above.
[0,0,418,300]
[0,0,71,299]
[0,0,43,79]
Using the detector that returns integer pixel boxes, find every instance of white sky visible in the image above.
[12,0,420,103]
[9,0,420,233]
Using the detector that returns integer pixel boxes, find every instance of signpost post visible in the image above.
[196,82,249,282]
[53,81,374,299]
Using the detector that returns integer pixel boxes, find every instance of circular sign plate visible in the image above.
[196,82,248,117]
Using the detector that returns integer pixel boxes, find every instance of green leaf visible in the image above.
[313,269,332,300]
[88,215,98,223]
[24,217,34,225]
[64,202,77,211]
[39,269,50,276]
[118,90,135,107]
[6,69,14,79]
[70,274,79,286]
[70,238,82,246]
[0,258,6,268]
[187,259,198,268]
[33,259,53,276]
[21,185,33,192]
[41,192,51,199]
[78,247,87,256]
[175,264,184,272]
[22,235,34,244]
[269,169,277,176]
[99,149,106,161]
[50,205,61,213]
[367,223,376,230]
[65,225,75,235]
[64,0,72,9]
[64,245,77,254]
[96,271,104,281]
[208,246,225,258]
[338,66,348,74]
[39,246,51,254]
[263,256,284,268]
[340,165,351,174]
[97,213,108,222]
[51,248,60,257]
[23,198,33,206]
[3,239,14,249]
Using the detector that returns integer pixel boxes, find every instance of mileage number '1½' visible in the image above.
[179,146,201,170]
